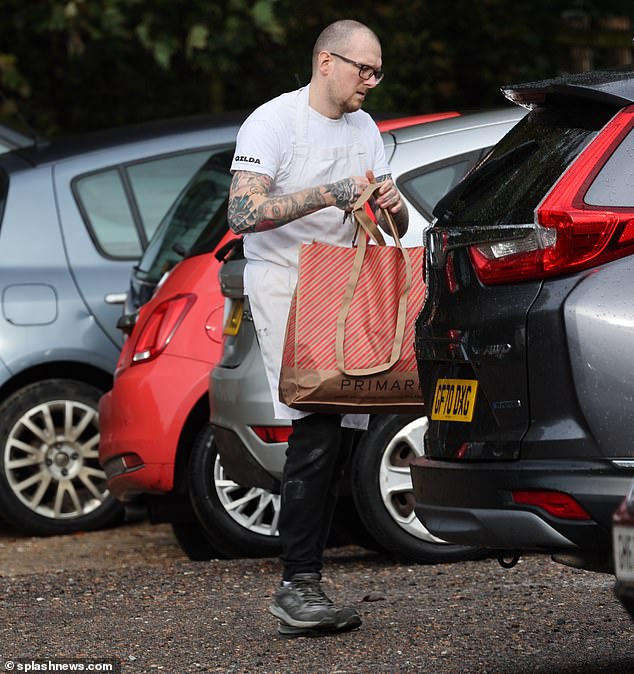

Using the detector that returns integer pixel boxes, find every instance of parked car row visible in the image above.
[99,108,526,561]
[5,63,634,625]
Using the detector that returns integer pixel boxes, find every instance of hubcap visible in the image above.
[379,417,447,544]
[213,455,280,537]
[4,399,109,519]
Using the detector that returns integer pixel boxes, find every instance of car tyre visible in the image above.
[171,519,224,561]
[188,424,282,558]
[0,379,123,535]
[351,414,486,563]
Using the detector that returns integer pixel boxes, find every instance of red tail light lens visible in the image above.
[131,294,195,364]
[512,490,591,520]
[471,106,634,284]
[250,426,293,443]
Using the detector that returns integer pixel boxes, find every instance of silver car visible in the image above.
[0,114,242,535]
[207,109,526,561]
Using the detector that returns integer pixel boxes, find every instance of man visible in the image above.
[228,19,408,638]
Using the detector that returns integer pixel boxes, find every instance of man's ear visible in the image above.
[317,50,332,77]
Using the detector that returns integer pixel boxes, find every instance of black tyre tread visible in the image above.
[171,520,225,561]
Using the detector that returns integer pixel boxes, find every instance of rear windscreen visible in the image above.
[436,99,617,228]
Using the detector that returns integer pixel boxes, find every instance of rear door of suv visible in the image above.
[417,97,620,461]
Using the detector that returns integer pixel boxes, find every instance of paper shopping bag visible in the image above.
[279,183,425,414]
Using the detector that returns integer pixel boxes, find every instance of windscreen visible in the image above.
[136,147,233,284]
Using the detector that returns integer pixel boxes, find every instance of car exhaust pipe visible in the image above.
[498,552,521,568]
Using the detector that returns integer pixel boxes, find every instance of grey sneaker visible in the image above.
[269,572,361,637]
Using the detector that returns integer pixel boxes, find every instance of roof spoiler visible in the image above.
[502,64,634,109]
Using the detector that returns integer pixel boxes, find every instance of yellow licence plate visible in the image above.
[431,378,478,422]
[223,300,244,336]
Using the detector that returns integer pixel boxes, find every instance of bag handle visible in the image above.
[352,182,402,247]
[335,182,412,376]
[352,187,387,247]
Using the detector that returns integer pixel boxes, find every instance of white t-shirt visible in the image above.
[231,86,390,269]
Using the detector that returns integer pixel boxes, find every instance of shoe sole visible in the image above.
[269,604,361,633]
[269,603,336,629]
[277,615,362,638]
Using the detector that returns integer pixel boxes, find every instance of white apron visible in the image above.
[245,86,369,428]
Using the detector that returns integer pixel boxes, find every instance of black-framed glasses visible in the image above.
[329,52,384,83]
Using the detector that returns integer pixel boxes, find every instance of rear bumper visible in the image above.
[210,324,288,483]
[410,456,632,553]
[99,354,212,500]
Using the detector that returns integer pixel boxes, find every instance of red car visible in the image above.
[99,148,238,559]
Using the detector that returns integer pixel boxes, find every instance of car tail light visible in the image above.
[470,106,634,284]
[512,490,591,520]
[250,425,293,443]
[131,294,195,364]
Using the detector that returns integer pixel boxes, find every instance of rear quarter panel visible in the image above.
[564,255,634,457]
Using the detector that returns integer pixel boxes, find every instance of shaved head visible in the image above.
[312,20,380,73]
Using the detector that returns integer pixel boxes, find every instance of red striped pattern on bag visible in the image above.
[281,241,425,374]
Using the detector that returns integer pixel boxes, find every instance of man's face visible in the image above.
[325,35,382,114]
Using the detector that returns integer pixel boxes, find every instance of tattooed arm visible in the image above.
[228,171,370,235]
[371,173,409,238]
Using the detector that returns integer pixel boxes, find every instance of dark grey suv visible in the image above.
[413,66,634,572]
[0,114,241,534]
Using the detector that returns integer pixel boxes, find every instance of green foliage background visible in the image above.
[1,0,633,137]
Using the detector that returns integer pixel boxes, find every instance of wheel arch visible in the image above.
[0,362,113,402]
[172,393,210,496]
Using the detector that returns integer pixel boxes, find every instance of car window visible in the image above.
[74,148,213,260]
[585,127,634,207]
[135,148,234,284]
[127,150,212,240]
[75,168,142,257]
[443,101,615,228]
[397,150,487,220]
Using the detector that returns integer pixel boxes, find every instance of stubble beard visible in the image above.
[327,79,366,115]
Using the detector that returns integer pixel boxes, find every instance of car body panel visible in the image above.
[564,255,634,456]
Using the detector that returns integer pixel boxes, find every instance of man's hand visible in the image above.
[368,170,403,215]
[370,170,409,237]
[325,175,372,212]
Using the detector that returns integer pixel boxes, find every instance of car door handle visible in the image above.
[104,292,127,305]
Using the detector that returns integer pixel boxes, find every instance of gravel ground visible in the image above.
[1,521,634,673]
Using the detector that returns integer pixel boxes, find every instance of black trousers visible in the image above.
[278,413,354,580]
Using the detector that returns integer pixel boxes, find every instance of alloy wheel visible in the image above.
[377,416,445,543]
[213,454,280,537]
[4,398,109,520]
